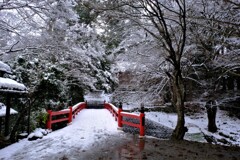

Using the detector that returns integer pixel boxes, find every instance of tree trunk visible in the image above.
[236,77,240,90]
[222,77,227,91]
[227,77,234,90]
[170,70,187,140]
[0,117,2,134]
[205,100,217,132]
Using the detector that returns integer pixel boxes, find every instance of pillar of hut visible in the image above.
[4,95,11,138]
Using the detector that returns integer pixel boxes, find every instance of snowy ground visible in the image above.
[146,108,240,146]
[0,109,122,160]
[1,106,240,159]
[118,99,240,146]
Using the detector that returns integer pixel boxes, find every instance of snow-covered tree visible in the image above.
[0,0,117,137]
[1,0,116,98]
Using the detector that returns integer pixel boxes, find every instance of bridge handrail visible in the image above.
[51,110,70,116]
[109,103,119,112]
[121,112,139,118]
[46,102,86,130]
[72,102,86,119]
[104,102,145,137]
[72,102,85,111]
[104,102,118,121]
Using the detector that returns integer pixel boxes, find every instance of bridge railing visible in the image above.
[72,102,87,119]
[104,102,119,121]
[46,102,86,130]
[104,102,145,138]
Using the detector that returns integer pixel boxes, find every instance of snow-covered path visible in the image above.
[0,109,120,160]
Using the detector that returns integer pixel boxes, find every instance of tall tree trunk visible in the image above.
[170,69,187,140]
[205,100,217,133]
[222,77,227,91]
[236,77,240,90]
[227,77,234,90]
[0,117,2,134]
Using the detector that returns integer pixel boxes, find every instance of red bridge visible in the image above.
[46,102,145,137]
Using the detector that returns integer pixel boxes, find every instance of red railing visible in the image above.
[72,102,86,119]
[104,102,145,137]
[46,102,86,130]
[104,102,119,121]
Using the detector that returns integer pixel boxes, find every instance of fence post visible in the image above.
[139,103,145,138]
[114,109,117,121]
[112,107,114,116]
[76,104,79,115]
[46,110,52,130]
[85,101,87,108]
[118,102,123,130]
[68,106,72,124]
[73,108,75,119]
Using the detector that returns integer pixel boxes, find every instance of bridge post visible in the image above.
[68,106,73,124]
[118,102,123,130]
[139,103,145,138]
[46,110,52,130]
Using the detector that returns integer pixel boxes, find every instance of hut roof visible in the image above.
[0,77,27,94]
[0,61,12,74]
[0,103,18,117]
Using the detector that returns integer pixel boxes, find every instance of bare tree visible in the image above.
[187,0,240,94]
[100,0,188,140]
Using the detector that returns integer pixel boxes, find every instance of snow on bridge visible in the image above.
[46,102,145,137]
[0,109,120,160]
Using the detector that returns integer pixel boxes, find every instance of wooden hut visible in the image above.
[0,61,27,139]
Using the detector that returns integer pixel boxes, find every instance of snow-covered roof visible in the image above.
[0,103,18,117]
[0,61,12,74]
[84,90,106,103]
[0,77,27,93]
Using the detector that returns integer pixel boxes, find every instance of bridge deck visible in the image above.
[72,109,118,132]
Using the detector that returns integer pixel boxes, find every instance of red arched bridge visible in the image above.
[46,102,145,137]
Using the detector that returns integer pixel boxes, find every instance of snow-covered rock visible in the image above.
[27,128,50,141]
